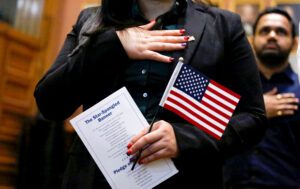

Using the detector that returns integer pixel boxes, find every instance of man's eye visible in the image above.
[276,28,288,36]
[260,28,270,35]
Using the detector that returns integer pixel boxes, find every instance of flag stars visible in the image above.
[176,66,210,101]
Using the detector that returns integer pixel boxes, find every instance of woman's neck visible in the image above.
[138,0,175,20]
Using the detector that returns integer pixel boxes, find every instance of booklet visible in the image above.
[70,87,178,189]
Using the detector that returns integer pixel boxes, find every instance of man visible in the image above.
[224,7,300,189]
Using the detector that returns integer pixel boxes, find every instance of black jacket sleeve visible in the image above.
[34,8,127,120]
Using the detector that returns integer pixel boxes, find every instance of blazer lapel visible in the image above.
[183,1,207,64]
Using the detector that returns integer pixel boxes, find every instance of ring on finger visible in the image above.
[277,110,283,116]
[276,94,282,100]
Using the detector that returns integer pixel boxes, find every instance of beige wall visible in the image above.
[57,0,86,53]
[56,0,100,56]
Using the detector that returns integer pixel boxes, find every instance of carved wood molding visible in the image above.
[0,23,40,50]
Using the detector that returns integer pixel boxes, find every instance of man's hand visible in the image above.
[264,88,299,118]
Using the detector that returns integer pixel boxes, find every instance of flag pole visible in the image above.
[131,106,162,170]
[159,57,184,106]
[131,57,184,170]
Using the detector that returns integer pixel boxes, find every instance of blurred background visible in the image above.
[0,0,298,188]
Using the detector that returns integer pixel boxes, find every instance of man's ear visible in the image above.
[292,37,298,51]
[251,35,255,45]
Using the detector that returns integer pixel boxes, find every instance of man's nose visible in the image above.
[268,30,277,38]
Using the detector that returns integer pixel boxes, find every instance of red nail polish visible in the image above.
[126,149,132,156]
[127,143,132,149]
[169,57,174,62]
[179,29,185,34]
[150,19,156,23]
[184,36,189,41]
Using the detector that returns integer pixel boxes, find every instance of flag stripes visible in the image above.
[164,103,223,140]
[169,89,227,129]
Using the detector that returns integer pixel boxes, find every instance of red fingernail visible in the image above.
[184,36,189,41]
[179,29,185,34]
[127,143,132,149]
[169,57,174,62]
[139,160,144,164]
[126,149,132,156]
[150,19,156,23]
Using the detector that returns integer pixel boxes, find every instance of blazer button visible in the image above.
[143,93,148,98]
[141,69,147,75]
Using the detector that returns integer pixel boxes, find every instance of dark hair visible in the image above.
[101,0,194,30]
[73,0,206,56]
[85,0,208,33]
[253,7,296,38]
[71,0,137,56]
[100,0,138,30]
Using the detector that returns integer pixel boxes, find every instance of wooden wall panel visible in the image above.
[0,17,40,189]
[0,0,62,187]
[0,111,23,188]
[2,42,36,115]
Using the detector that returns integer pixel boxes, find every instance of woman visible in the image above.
[34,0,266,188]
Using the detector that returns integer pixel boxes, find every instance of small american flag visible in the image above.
[159,59,240,140]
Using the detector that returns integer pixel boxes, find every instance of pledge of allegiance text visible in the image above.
[70,87,178,189]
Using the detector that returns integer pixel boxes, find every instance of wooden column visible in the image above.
[0,22,40,189]
[0,0,62,187]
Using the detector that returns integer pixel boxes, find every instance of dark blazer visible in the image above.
[34,1,266,188]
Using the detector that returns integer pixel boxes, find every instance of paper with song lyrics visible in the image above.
[70,87,178,189]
